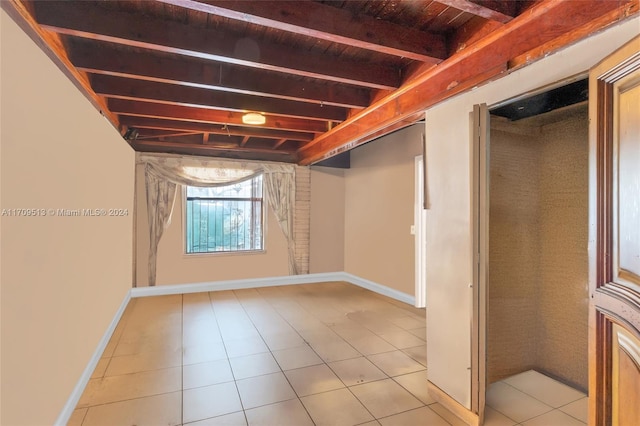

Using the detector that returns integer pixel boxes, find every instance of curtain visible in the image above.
[145,164,177,287]
[140,153,298,285]
[263,166,297,275]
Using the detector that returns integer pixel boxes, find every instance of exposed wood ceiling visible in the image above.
[3,0,638,165]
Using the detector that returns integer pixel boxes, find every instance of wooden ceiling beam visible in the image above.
[90,74,347,122]
[435,0,515,23]
[131,140,298,163]
[508,0,640,70]
[110,99,327,133]
[272,139,288,150]
[119,117,314,142]
[33,1,401,90]
[159,0,446,63]
[67,40,371,109]
[298,0,632,165]
[136,129,200,140]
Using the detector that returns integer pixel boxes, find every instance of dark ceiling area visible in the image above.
[3,0,638,164]
[491,78,589,121]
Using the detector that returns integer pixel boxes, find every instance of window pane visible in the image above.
[185,174,263,254]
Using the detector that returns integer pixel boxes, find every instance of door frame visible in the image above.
[471,76,591,422]
[415,154,427,308]
[471,103,489,421]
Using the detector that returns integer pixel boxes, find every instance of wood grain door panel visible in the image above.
[589,36,640,425]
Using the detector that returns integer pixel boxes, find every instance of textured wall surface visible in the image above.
[488,127,540,383]
[488,106,589,391]
[536,108,589,391]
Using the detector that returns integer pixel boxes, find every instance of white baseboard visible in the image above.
[59,272,413,424]
[341,272,415,306]
[130,272,415,307]
[130,272,343,298]
[55,290,132,426]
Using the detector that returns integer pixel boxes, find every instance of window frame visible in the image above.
[182,175,266,256]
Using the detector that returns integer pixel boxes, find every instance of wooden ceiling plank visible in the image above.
[33,1,401,90]
[158,0,446,63]
[90,74,347,122]
[109,99,327,133]
[119,116,314,142]
[435,0,515,23]
[68,41,371,109]
[298,0,632,165]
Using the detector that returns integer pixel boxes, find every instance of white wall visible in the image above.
[0,11,135,425]
[424,17,640,409]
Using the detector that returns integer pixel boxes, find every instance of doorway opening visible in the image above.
[478,77,591,423]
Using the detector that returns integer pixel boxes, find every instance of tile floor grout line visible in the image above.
[224,288,308,423]
[235,285,395,425]
[262,284,429,422]
[230,288,331,425]
[205,291,251,426]
[497,378,584,414]
[180,293,185,426]
[77,390,184,411]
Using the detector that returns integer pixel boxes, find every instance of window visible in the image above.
[185,174,263,254]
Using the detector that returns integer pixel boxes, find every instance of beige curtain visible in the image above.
[263,166,297,275]
[144,164,177,287]
[140,153,298,285]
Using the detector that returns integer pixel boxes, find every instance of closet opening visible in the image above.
[484,77,590,422]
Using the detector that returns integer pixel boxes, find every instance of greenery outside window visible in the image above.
[185,174,264,254]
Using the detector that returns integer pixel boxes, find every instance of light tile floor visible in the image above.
[485,370,587,426]
[68,282,587,426]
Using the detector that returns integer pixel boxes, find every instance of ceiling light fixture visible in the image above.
[242,112,266,125]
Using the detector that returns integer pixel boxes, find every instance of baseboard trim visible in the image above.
[427,381,479,426]
[55,289,132,426]
[130,272,344,298]
[341,272,415,306]
[130,272,415,306]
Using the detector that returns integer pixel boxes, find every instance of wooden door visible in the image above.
[589,36,640,425]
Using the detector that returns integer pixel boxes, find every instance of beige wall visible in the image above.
[135,163,290,286]
[0,11,134,426]
[309,166,345,273]
[424,18,639,408]
[344,125,423,296]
